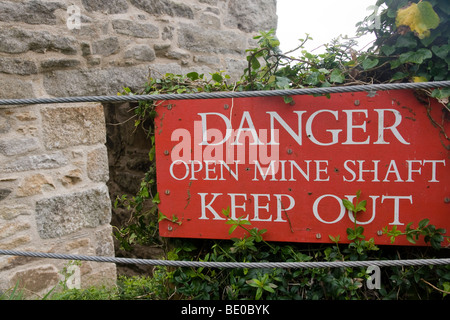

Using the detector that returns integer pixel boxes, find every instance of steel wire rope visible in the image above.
[0,249,449,269]
[1,81,449,269]
[0,81,449,107]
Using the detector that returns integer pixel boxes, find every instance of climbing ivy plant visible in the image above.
[112,0,450,300]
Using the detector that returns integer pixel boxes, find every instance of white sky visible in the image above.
[276,0,378,54]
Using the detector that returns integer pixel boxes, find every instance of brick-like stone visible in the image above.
[0,78,35,100]
[0,58,37,75]
[130,0,194,19]
[82,0,128,14]
[95,225,115,256]
[41,104,106,149]
[0,222,31,240]
[112,19,159,38]
[0,235,31,250]
[0,204,33,220]
[0,27,77,55]
[0,152,68,173]
[178,23,246,55]
[0,138,39,156]
[35,185,111,238]
[225,0,277,33]
[10,265,59,295]
[0,189,11,202]
[87,146,109,183]
[40,59,81,70]
[60,168,83,187]
[43,66,156,96]
[92,37,120,57]
[124,45,156,62]
[16,174,55,197]
[15,112,37,122]
[0,1,65,25]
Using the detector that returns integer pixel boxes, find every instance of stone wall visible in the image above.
[0,102,116,297]
[0,0,277,296]
[0,0,277,100]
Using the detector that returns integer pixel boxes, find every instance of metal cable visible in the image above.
[0,249,448,269]
[0,81,449,106]
[1,82,449,269]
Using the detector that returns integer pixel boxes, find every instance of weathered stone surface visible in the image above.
[95,225,115,256]
[16,174,55,197]
[0,221,31,240]
[87,146,109,183]
[225,57,248,80]
[225,0,278,33]
[41,104,106,149]
[0,114,10,133]
[0,58,37,75]
[130,0,194,19]
[0,189,11,202]
[194,55,221,66]
[0,138,39,156]
[178,23,246,55]
[60,168,83,187]
[165,49,190,62]
[199,13,221,29]
[0,27,77,55]
[0,0,65,25]
[82,0,128,14]
[112,19,159,38]
[199,0,218,5]
[124,45,156,62]
[92,37,120,57]
[0,204,33,220]
[0,78,35,100]
[10,265,59,295]
[0,235,31,250]
[15,112,37,122]
[40,59,81,70]
[0,152,68,173]
[162,26,174,40]
[43,66,151,96]
[35,185,111,238]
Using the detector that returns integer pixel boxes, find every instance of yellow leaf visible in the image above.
[396,1,440,39]
[412,76,427,83]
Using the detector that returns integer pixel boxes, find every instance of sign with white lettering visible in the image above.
[155,90,449,245]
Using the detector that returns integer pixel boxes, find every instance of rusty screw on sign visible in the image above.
[165,190,170,195]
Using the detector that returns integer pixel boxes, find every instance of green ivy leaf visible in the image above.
[381,45,395,56]
[432,45,450,60]
[399,48,432,64]
[186,72,199,81]
[212,73,223,83]
[329,69,345,83]
[362,58,379,70]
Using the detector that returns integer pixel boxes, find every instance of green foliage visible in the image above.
[357,0,450,90]
[383,218,448,249]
